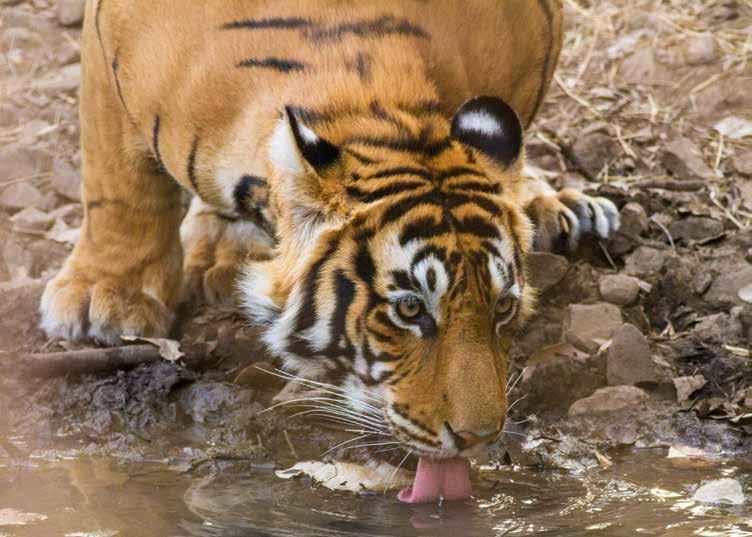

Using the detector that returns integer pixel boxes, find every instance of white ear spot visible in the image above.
[269,117,304,175]
[458,111,503,137]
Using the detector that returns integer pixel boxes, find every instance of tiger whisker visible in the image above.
[288,410,386,435]
[265,368,385,405]
[262,397,383,422]
[385,449,413,494]
[321,433,376,457]
[335,441,402,454]
[503,430,527,438]
[279,400,388,430]
[505,367,527,396]
[506,393,528,413]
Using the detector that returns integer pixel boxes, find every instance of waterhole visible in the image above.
[1,451,749,537]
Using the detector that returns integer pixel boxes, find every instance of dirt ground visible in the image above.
[1,0,751,470]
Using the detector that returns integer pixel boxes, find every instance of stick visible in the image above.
[20,345,162,378]
[637,180,705,192]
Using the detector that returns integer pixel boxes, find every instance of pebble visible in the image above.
[685,34,716,65]
[673,375,706,404]
[624,247,669,277]
[563,303,623,352]
[662,137,715,181]
[50,158,81,201]
[619,202,650,237]
[570,132,620,179]
[527,252,570,294]
[607,324,656,386]
[0,183,46,211]
[568,386,649,416]
[732,151,752,177]
[32,62,81,93]
[9,206,54,232]
[57,0,85,27]
[704,267,752,306]
[692,312,743,343]
[669,217,724,242]
[692,479,745,506]
[621,48,656,85]
[599,274,641,306]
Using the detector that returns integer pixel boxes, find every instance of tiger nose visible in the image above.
[448,424,502,450]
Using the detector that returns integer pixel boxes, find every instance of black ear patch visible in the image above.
[450,96,522,167]
[286,106,340,173]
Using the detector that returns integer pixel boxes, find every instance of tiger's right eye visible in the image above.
[397,297,423,319]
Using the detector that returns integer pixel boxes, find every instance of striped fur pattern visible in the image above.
[39,0,620,457]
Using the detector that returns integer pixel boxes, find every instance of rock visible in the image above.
[668,217,724,242]
[599,275,641,306]
[569,132,620,179]
[0,183,46,211]
[624,247,669,277]
[732,151,752,176]
[519,343,607,416]
[619,202,649,236]
[685,34,716,65]
[714,116,752,140]
[2,235,33,279]
[57,0,85,27]
[673,375,706,404]
[50,158,81,201]
[692,479,745,506]
[563,303,623,352]
[32,63,81,93]
[10,207,53,232]
[662,137,715,181]
[568,386,649,416]
[705,267,752,306]
[233,361,286,392]
[0,146,51,185]
[527,252,570,294]
[692,313,743,343]
[621,48,656,85]
[606,324,656,386]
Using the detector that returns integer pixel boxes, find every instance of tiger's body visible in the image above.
[42,0,619,465]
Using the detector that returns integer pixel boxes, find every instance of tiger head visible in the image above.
[242,96,535,458]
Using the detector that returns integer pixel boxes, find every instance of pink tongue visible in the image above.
[398,457,472,504]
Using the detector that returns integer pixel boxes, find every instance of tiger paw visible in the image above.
[527,188,620,253]
[182,262,240,307]
[40,267,176,345]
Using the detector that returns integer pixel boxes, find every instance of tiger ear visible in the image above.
[269,106,340,177]
[451,96,522,167]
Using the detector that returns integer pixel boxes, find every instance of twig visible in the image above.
[650,215,676,252]
[637,180,705,192]
[20,345,162,378]
[283,429,299,459]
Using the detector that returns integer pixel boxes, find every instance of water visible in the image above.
[0,450,749,537]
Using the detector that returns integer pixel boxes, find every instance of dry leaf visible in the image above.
[46,218,80,244]
[594,450,613,468]
[120,336,184,362]
[276,460,414,493]
[714,116,752,140]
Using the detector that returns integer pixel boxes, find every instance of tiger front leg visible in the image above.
[521,175,620,253]
[40,131,183,345]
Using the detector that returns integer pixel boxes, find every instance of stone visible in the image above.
[619,202,649,236]
[563,303,623,352]
[50,158,81,201]
[705,267,752,306]
[33,63,81,93]
[685,34,716,65]
[568,386,649,416]
[621,48,656,85]
[569,132,620,179]
[692,479,745,506]
[10,207,53,232]
[662,137,715,181]
[692,313,744,343]
[0,146,51,184]
[624,247,669,277]
[668,217,724,242]
[519,343,607,416]
[673,375,706,404]
[0,183,45,211]
[527,252,570,294]
[57,0,85,27]
[607,324,656,386]
[732,151,752,176]
[599,275,641,306]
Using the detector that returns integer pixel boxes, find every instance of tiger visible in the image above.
[40,0,620,501]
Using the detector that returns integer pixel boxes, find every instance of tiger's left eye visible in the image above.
[495,295,517,327]
[398,297,423,319]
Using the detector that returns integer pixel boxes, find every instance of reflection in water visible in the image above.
[0,453,749,537]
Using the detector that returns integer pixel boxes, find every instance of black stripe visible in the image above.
[370,101,411,134]
[343,135,452,157]
[237,57,306,72]
[95,0,106,52]
[400,216,451,245]
[111,51,130,115]
[365,166,433,181]
[530,0,555,128]
[437,166,486,181]
[347,52,373,83]
[380,189,444,227]
[324,270,356,356]
[374,310,397,332]
[346,181,427,204]
[412,245,448,267]
[308,15,429,42]
[187,135,200,193]
[456,216,500,239]
[446,193,503,215]
[152,116,166,173]
[233,175,268,214]
[480,240,501,258]
[399,100,443,117]
[390,270,413,291]
[221,17,312,30]
[447,181,501,194]
[344,148,379,165]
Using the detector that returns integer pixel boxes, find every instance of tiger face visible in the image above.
[243,96,535,458]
